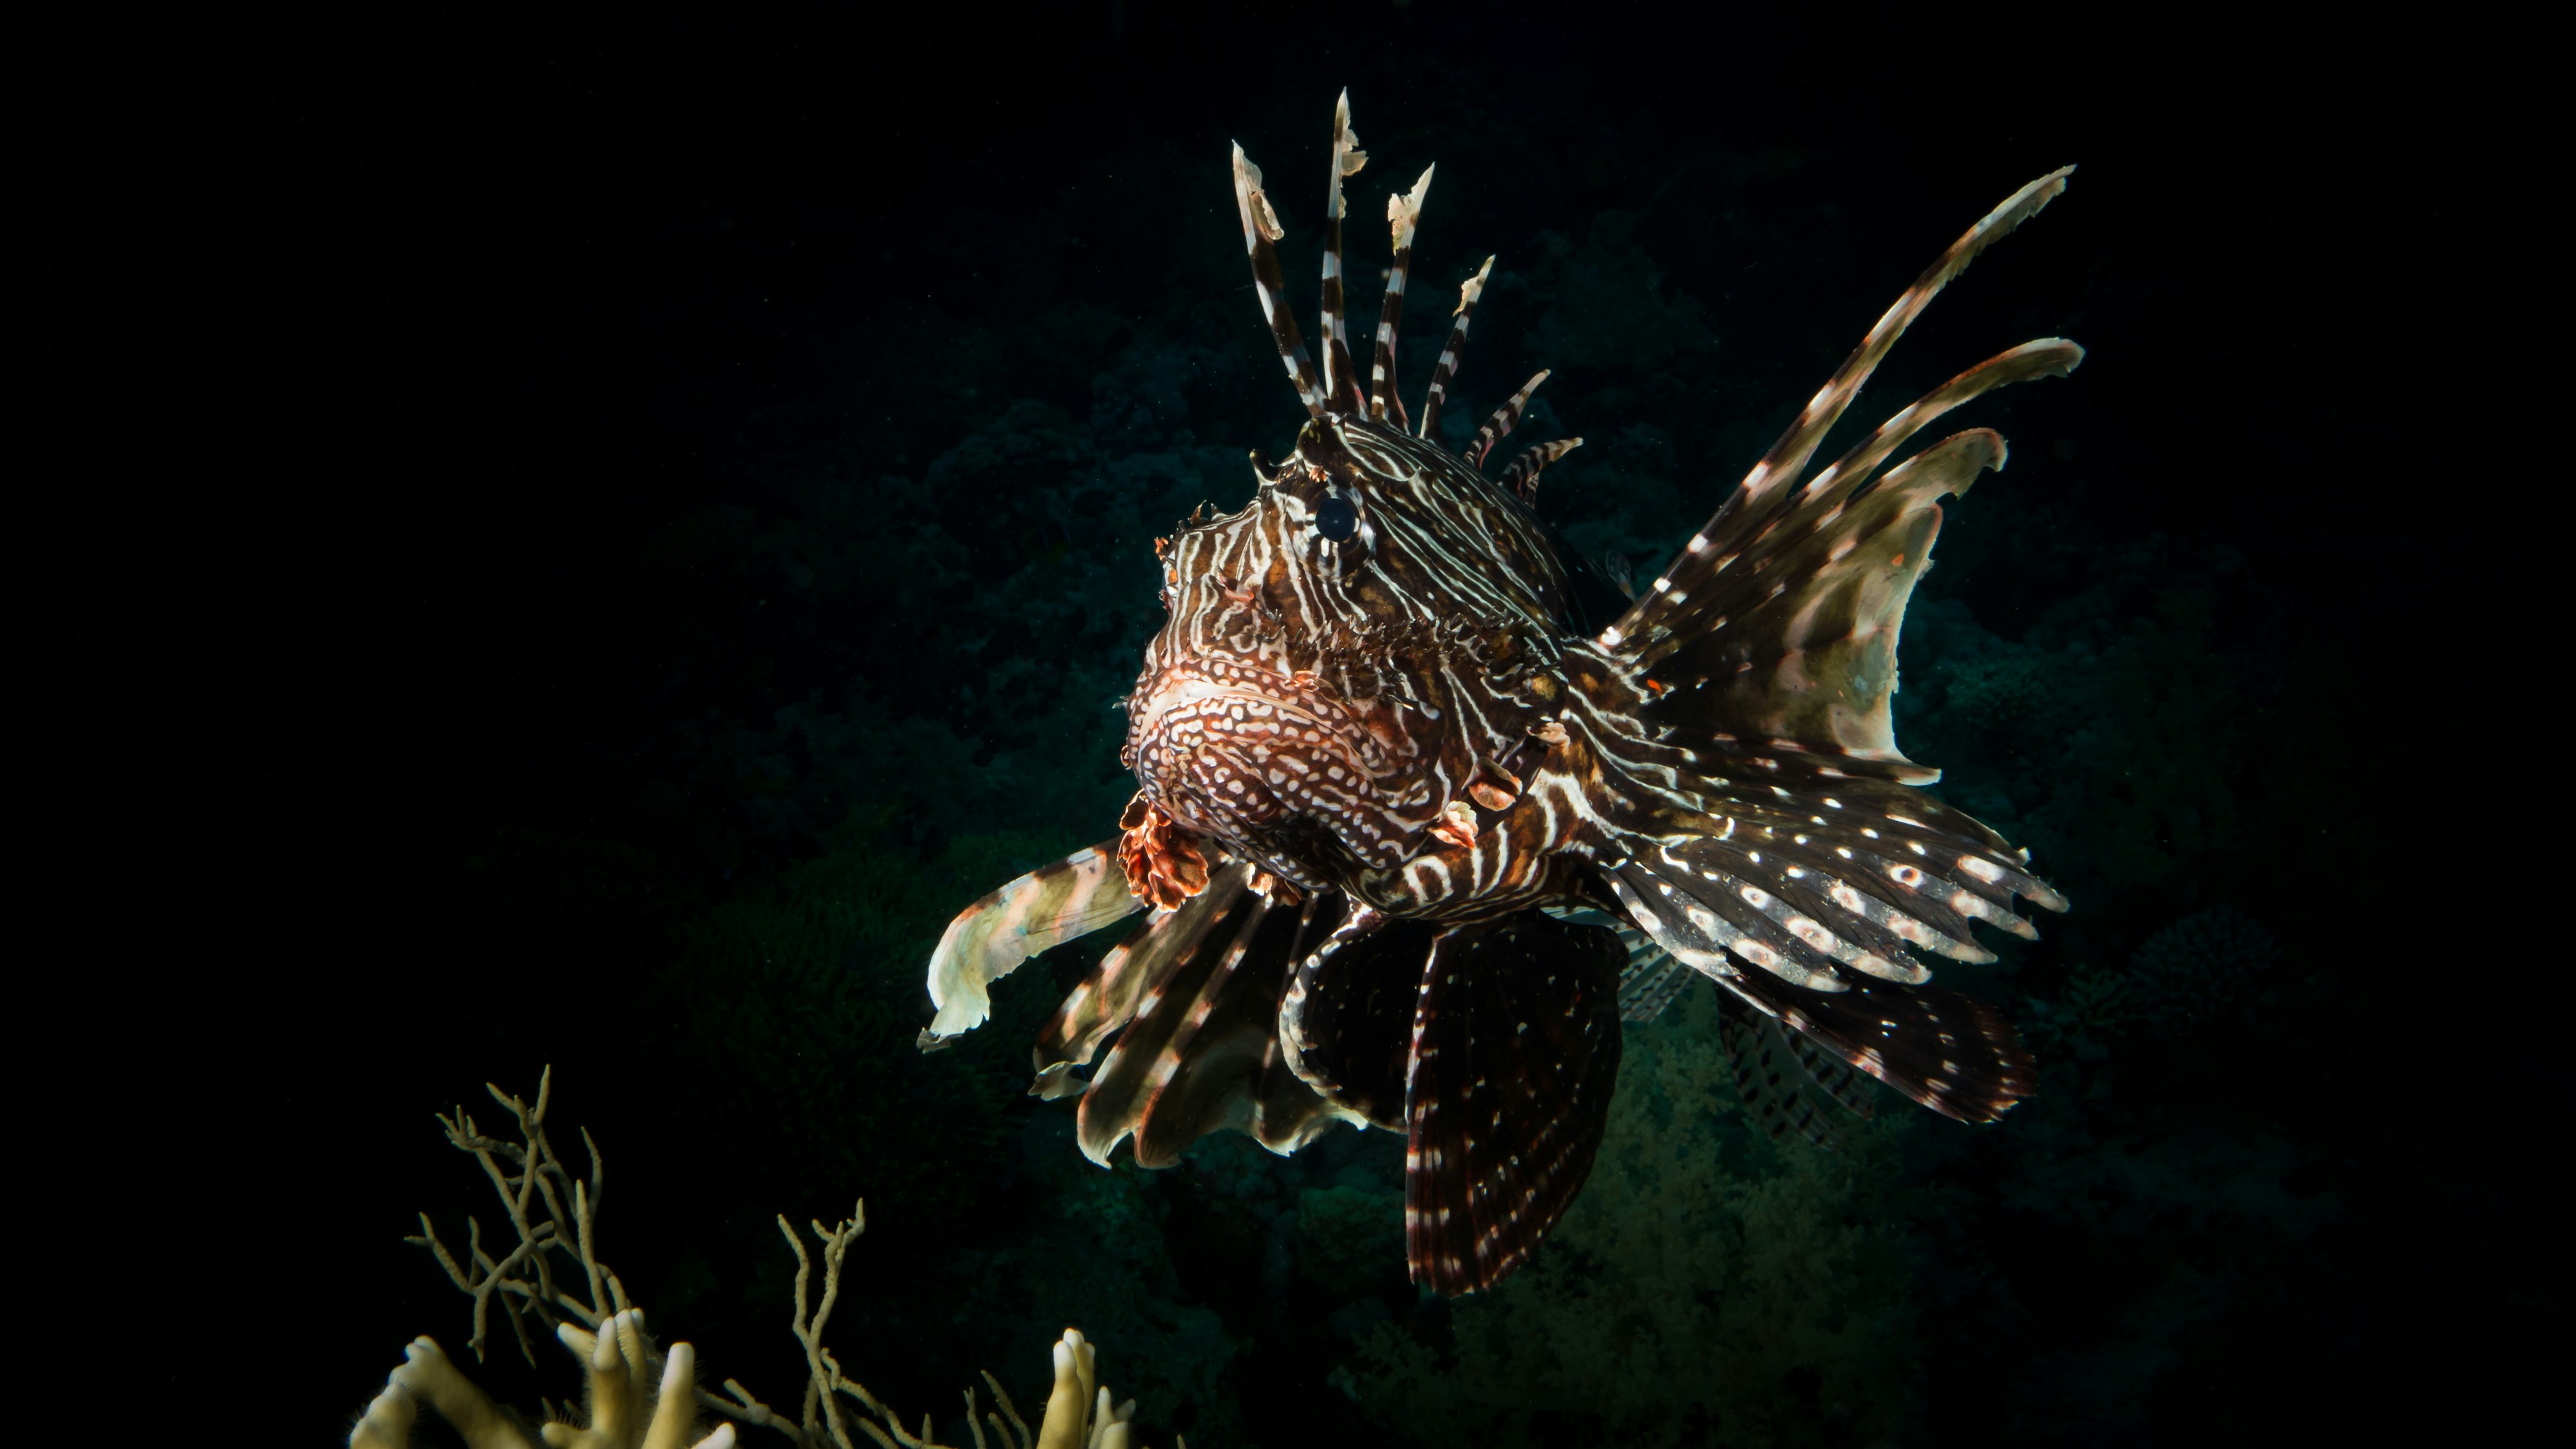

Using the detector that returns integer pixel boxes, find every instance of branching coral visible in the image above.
[351,1070,1164,1449]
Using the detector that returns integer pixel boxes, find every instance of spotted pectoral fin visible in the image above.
[922,841,1145,1043]
[1714,988,1875,1150]
[1403,912,1625,1297]
[1604,840,2033,1122]
[1607,808,2064,1000]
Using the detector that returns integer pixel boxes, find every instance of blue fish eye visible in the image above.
[1315,494,1358,542]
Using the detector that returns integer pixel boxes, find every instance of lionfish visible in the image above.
[923,93,2079,1296]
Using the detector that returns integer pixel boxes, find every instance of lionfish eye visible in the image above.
[1314,494,1358,542]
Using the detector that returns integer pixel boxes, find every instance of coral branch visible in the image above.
[365,1071,1159,1449]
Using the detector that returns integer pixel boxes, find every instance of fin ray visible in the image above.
[1231,144,1325,418]
[1280,907,1437,1130]
[923,841,1142,1042]
[1416,256,1493,442]
[1074,868,1262,1164]
[1320,90,1367,415]
[1716,989,1875,1149]
[1470,370,1550,467]
[1499,437,1584,502]
[1370,165,1435,424]
[1600,167,2074,653]
[1403,914,1625,1296]
[1642,429,2008,774]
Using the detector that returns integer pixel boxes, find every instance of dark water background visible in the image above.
[153,3,2533,1443]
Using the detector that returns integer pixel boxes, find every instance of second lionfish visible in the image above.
[924,93,2079,1296]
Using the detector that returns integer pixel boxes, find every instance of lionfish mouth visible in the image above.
[1124,657,1410,871]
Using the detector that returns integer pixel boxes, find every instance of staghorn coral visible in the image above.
[352,1070,1166,1449]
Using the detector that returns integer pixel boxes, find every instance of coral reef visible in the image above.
[353,1072,1160,1449]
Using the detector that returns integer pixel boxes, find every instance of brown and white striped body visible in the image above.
[927,92,2087,1300]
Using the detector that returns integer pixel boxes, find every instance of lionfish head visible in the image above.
[1121,408,1572,897]
[1113,99,1596,909]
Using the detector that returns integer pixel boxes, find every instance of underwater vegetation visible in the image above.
[354,1070,1164,1449]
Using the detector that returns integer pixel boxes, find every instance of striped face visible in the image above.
[1122,413,1576,905]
